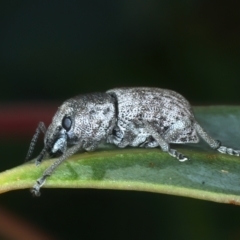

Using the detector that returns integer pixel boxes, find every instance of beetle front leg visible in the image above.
[143,121,188,162]
[31,142,82,196]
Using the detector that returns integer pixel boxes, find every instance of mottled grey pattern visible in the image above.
[45,92,116,152]
[26,87,240,196]
[107,87,198,148]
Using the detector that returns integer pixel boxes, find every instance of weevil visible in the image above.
[26,87,240,196]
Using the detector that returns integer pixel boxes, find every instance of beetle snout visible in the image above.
[52,134,67,154]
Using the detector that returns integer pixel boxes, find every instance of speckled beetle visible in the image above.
[26,87,240,196]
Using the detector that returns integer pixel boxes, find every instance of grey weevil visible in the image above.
[26,87,240,196]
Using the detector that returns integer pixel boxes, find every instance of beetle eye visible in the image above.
[62,116,72,131]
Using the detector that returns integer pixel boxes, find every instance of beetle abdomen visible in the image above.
[107,87,199,144]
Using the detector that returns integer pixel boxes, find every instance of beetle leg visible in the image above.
[31,142,82,196]
[217,144,240,156]
[193,121,219,149]
[194,121,240,157]
[143,121,188,162]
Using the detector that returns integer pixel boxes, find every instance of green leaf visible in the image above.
[1,106,240,205]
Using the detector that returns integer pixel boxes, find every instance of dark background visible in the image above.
[1,1,240,239]
[1,0,240,104]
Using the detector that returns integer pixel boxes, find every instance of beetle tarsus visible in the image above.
[168,149,189,162]
[31,178,45,197]
[217,145,240,156]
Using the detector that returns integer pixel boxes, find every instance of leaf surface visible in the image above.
[1,106,240,205]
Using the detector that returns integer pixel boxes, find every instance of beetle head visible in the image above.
[37,93,116,163]
[43,100,77,157]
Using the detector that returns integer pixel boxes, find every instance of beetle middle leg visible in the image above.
[143,121,188,162]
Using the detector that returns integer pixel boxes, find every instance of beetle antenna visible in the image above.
[25,122,46,161]
[35,126,62,165]
[35,147,48,165]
